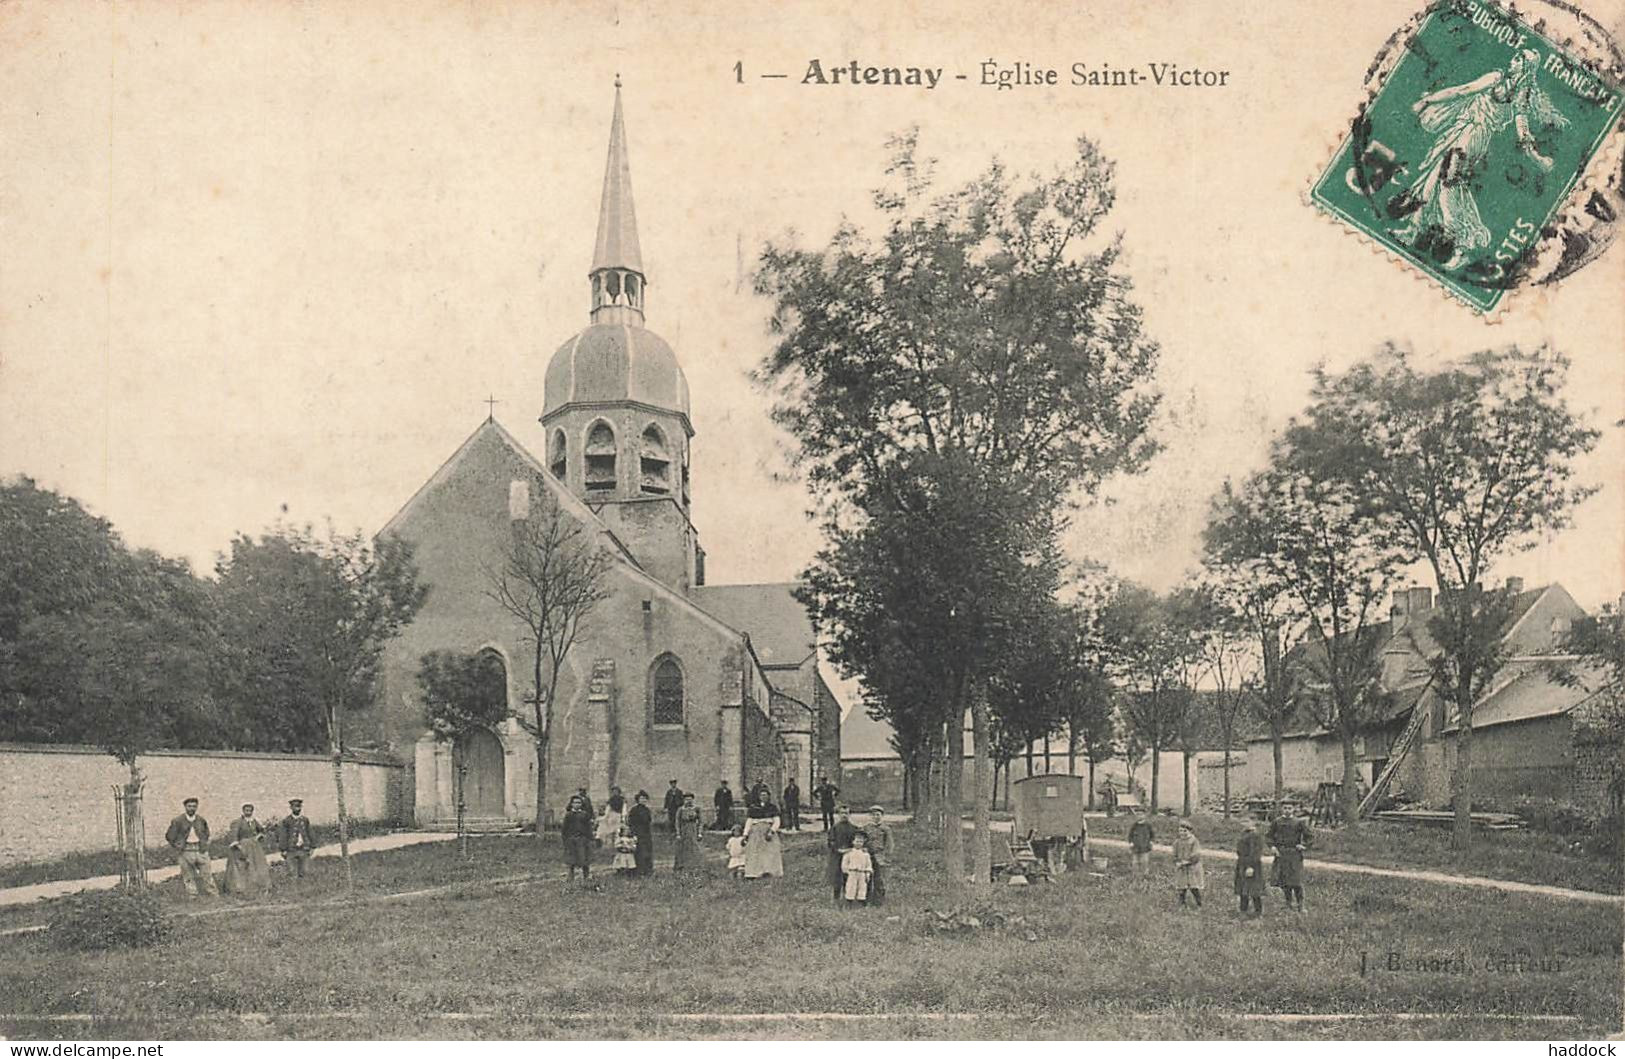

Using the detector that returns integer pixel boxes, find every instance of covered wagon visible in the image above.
[1011,774,1089,877]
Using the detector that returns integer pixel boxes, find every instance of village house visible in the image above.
[367,85,842,827]
[1243,580,1612,813]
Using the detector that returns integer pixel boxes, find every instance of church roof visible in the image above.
[591,81,642,276]
[692,583,817,667]
[542,322,691,425]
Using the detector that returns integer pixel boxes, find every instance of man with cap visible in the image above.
[278,798,318,882]
[813,776,840,832]
[164,797,217,898]
[863,806,893,906]
[663,780,684,834]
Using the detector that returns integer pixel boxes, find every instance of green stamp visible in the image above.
[1311,0,1624,312]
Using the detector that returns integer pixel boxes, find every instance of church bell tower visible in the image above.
[540,81,701,592]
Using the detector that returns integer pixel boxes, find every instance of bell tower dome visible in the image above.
[540,81,700,592]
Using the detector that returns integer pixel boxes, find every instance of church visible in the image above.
[371,85,843,828]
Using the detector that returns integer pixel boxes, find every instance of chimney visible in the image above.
[1505,576,1524,595]
[1390,589,1410,630]
[1408,586,1433,614]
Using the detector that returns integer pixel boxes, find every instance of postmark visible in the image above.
[1310,0,1625,313]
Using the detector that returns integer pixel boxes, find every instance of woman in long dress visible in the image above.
[561,794,595,884]
[673,793,703,871]
[741,796,783,879]
[627,790,655,876]
[224,803,271,897]
[598,786,625,848]
[1393,48,1569,267]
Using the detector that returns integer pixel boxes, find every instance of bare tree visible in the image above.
[485,489,614,832]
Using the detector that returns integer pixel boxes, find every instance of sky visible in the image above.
[3,0,1623,632]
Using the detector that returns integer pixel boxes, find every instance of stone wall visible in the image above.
[0,743,403,868]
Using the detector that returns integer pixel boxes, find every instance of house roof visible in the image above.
[840,707,899,761]
[691,583,817,668]
[1441,658,1605,733]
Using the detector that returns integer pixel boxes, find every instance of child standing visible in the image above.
[841,831,874,907]
[726,824,747,879]
[612,822,638,876]
[1127,811,1155,878]
[1173,818,1204,908]
[1235,819,1266,918]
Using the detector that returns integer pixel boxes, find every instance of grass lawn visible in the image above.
[2,824,1619,1040]
[1084,811,1621,895]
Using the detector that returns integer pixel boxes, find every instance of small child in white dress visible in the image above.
[726,824,747,879]
[612,823,637,875]
[841,831,874,906]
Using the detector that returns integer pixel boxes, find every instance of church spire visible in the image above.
[589,76,646,325]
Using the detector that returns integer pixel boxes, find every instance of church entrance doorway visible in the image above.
[458,728,507,818]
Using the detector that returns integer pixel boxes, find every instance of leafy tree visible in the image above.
[1070,673,1118,811]
[1549,605,1625,816]
[1194,571,1265,818]
[484,489,613,832]
[757,130,1161,888]
[418,650,510,856]
[1204,484,1305,813]
[1,477,136,742]
[1209,457,1401,826]
[1101,584,1203,812]
[1293,344,1597,846]
[214,524,426,890]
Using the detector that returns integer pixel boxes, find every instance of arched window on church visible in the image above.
[640,423,671,495]
[585,420,617,492]
[549,430,567,481]
[651,655,684,727]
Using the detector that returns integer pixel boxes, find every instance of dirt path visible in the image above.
[0,830,459,908]
[1082,835,1620,905]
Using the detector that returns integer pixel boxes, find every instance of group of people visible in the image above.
[162,796,319,898]
[1125,809,1313,916]
[689,774,841,834]
[557,780,892,908]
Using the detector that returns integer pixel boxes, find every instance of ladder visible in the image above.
[1358,696,1428,818]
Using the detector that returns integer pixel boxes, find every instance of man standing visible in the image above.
[164,797,217,898]
[713,779,735,831]
[864,805,892,906]
[279,798,318,883]
[1266,810,1312,912]
[1128,810,1155,878]
[782,777,802,831]
[814,776,840,831]
[824,804,858,905]
[663,780,684,834]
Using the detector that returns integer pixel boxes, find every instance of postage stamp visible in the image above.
[1311,0,1625,313]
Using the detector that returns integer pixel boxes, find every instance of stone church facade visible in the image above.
[370,86,842,827]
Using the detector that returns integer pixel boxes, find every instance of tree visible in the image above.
[1204,483,1305,813]
[27,559,218,888]
[757,129,1161,888]
[1294,344,1597,846]
[1208,458,1401,826]
[418,650,510,857]
[215,525,426,890]
[1548,605,1625,816]
[1195,571,1264,818]
[1101,584,1202,812]
[485,490,613,832]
